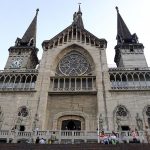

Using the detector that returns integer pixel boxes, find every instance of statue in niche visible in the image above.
[136,113,143,131]
[15,38,21,46]
[99,114,103,130]
[32,113,39,131]
[0,107,4,129]
[73,12,78,23]
[16,115,23,130]
[116,116,122,131]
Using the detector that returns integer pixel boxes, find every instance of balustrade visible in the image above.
[109,68,150,90]
[17,131,32,137]
[49,76,96,93]
[0,130,146,143]
[0,70,38,91]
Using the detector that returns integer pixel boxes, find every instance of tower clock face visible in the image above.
[10,58,23,68]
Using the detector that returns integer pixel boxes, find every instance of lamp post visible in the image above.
[97,113,103,143]
[97,115,100,143]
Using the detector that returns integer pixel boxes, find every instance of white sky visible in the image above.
[0,0,150,69]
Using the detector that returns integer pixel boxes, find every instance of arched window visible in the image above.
[116,105,128,118]
[18,106,29,117]
[114,105,129,131]
[56,51,91,76]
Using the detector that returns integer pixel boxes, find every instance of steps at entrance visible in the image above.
[0,143,150,150]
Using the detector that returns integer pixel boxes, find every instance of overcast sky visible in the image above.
[0,0,150,69]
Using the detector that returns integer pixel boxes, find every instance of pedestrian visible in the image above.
[100,131,109,144]
[39,138,45,144]
[35,136,40,144]
[131,130,138,143]
[110,131,117,144]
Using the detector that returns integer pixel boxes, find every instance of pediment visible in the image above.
[42,24,107,50]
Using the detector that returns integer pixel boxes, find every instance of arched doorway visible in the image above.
[61,120,81,130]
[57,115,85,130]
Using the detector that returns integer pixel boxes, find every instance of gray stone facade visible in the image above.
[0,7,150,140]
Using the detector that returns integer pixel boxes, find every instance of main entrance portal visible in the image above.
[61,120,81,130]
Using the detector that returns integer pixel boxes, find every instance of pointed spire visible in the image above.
[21,9,39,47]
[116,6,132,44]
[77,3,82,15]
[72,3,84,28]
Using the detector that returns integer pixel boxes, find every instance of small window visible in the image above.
[146,107,150,117]
[116,106,127,117]
[130,46,134,52]
[130,48,134,52]
[121,126,130,131]
[18,51,21,55]
[18,106,29,117]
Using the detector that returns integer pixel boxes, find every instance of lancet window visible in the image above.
[109,69,150,90]
[0,70,38,90]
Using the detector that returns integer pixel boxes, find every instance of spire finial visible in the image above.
[78,2,81,12]
[36,8,39,15]
[115,6,119,13]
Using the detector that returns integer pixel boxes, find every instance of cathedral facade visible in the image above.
[0,6,150,135]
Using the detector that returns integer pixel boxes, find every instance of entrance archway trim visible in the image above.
[52,111,90,130]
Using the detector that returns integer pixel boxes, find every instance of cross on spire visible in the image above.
[78,2,81,11]
[77,2,82,14]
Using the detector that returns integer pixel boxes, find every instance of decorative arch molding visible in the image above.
[113,105,129,119]
[52,111,90,130]
[0,72,38,90]
[109,70,150,89]
[51,44,96,76]
[113,105,131,131]
[57,115,85,130]
[17,106,30,118]
[13,105,32,131]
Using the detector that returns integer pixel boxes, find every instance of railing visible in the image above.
[49,76,97,93]
[0,83,36,90]
[0,69,38,73]
[109,67,150,71]
[0,69,38,91]
[109,68,150,90]
[61,130,85,137]
[111,81,150,90]
[119,131,145,143]
[0,130,147,144]
[17,131,32,137]
[0,130,9,137]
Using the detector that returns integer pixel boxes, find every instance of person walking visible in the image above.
[39,138,45,144]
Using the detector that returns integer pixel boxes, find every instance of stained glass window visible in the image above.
[58,51,90,76]
[116,106,128,117]
[18,106,29,117]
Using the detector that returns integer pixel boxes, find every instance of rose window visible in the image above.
[116,106,127,117]
[59,51,89,76]
[18,106,29,117]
